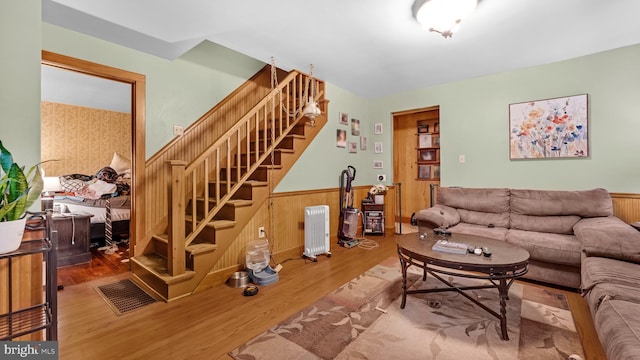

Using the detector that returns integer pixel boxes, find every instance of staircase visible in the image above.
[131,67,327,301]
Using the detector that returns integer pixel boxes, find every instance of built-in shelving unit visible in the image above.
[416,120,440,181]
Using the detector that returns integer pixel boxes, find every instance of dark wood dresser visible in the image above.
[51,213,93,266]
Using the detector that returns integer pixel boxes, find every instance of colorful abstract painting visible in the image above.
[509,94,588,159]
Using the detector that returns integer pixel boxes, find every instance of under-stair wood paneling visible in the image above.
[195,186,396,291]
[611,192,640,223]
[41,101,131,176]
[141,65,281,254]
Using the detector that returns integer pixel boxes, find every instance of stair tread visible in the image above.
[207,219,236,229]
[132,254,195,284]
[152,234,217,255]
[187,242,218,255]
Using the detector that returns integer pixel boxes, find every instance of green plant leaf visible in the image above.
[7,163,28,220]
[0,141,13,175]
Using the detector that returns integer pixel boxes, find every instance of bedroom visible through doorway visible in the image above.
[41,51,146,287]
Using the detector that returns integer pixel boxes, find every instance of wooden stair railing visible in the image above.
[164,70,317,276]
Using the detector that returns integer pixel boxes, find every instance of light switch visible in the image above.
[173,125,184,136]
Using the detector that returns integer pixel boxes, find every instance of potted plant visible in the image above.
[0,141,43,253]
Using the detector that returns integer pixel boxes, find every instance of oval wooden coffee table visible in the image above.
[397,232,529,340]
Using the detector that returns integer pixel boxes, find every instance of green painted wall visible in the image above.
[0,1,41,169]
[41,23,265,156]
[370,44,640,193]
[2,2,638,195]
[277,83,373,191]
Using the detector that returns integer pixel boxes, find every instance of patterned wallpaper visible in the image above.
[41,101,131,176]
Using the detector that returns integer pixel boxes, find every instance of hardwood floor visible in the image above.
[56,232,606,360]
[56,241,130,287]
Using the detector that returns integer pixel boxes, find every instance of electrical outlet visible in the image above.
[258,226,266,238]
[173,125,184,136]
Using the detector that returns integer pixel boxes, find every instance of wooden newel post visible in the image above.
[167,160,187,276]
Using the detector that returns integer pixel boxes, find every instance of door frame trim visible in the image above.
[41,50,146,258]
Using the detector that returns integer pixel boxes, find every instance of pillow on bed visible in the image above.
[59,176,87,192]
[110,152,131,175]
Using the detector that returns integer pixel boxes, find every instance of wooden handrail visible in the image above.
[165,69,322,276]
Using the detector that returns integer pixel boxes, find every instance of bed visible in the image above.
[52,194,130,243]
[43,154,132,245]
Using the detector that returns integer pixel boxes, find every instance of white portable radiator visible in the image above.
[303,205,331,261]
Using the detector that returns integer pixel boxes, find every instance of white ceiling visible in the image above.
[41,65,131,113]
[42,0,640,99]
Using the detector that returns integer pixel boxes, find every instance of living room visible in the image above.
[3,1,640,359]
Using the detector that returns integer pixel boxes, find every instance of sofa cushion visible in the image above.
[457,209,510,228]
[506,229,581,266]
[438,187,510,214]
[510,214,580,234]
[581,256,640,292]
[594,299,640,360]
[510,188,612,217]
[414,204,460,229]
[576,217,640,264]
[583,281,640,316]
[448,223,508,241]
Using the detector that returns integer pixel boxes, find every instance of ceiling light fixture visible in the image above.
[414,0,478,38]
[302,64,321,127]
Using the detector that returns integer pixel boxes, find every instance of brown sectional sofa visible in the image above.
[414,187,640,359]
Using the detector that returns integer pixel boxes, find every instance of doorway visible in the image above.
[41,51,146,285]
[392,106,440,225]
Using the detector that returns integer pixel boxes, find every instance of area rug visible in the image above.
[96,279,157,316]
[229,257,585,360]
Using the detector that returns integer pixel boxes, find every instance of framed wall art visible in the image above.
[418,134,432,148]
[348,142,358,153]
[418,164,431,179]
[419,149,437,162]
[374,123,383,135]
[373,160,383,169]
[336,129,347,148]
[339,112,349,125]
[374,142,383,154]
[509,94,588,159]
[351,118,360,136]
[360,136,367,150]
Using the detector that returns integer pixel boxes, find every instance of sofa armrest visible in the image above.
[574,216,640,264]
[414,204,460,231]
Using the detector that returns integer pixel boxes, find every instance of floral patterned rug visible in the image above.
[229,257,585,360]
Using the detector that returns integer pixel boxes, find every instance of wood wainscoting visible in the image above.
[611,192,640,224]
[195,185,396,291]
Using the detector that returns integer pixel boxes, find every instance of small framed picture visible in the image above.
[351,118,360,136]
[339,112,349,125]
[418,165,432,179]
[434,122,439,133]
[336,129,347,148]
[419,149,437,162]
[360,136,367,150]
[433,165,441,179]
[374,123,383,135]
[374,142,383,154]
[418,124,429,133]
[373,160,383,169]
[348,142,358,153]
[418,134,432,148]
[433,135,440,147]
